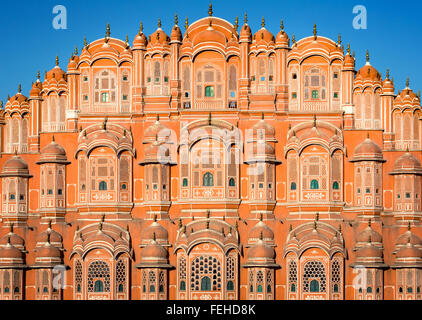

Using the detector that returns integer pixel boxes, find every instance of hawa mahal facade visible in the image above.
[0,6,421,300]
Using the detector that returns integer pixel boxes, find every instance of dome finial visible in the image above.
[368,218,372,227]
[386,69,390,80]
[9,223,13,233]
[185,17,189,30]
[313,114,317,127]
[315,212,319,221]
[408,221,411,231]
[153,232,156,241]
[153,214,157,222]
[56,55,59,66]
[52,135,55,142]
[366,50,370,63]
[259,231,263,240]
[313,220,317,230]
[175,13,178,25]
[208,2,213,16]
[208,112,212,126]
[259,213,263,221]
[74,46,78,55]
[37,71,40,80]
[244,12,248,24]
[0,101,3,109]
[313,23,317,40]
[292,34,296,44]
[158,18,162,28]
[280,19,284,32]
[261,16,265,28]
[106,23,111,38]
[84,36,88,48]
[206,220,210,229]
[406,77,410,88]
[347,43,350,55]
[338,34,341,45]
[18,84,21,93]
[139,21,144,33]
[234,16,239,31]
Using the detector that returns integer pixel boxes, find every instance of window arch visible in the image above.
[99,181,107,191]
[310,280,320,293]
[200,276,211,291]
[291,182,297,190]
[310,179,319,190]
[229,178,236,187]
[87,261,110,293]
[227,281,234,291]
[332,181,339,190]
[203,172,214,187]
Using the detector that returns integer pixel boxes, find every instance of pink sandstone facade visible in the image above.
[0,7,421,300]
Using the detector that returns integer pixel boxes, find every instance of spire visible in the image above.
[292,34,296,44]
[234,17,238,31]
[56,55,59,66]
[386,69,390,80]
[347,43,350,55]
[366,50,370,64]
[406,77,410,88]
[106,23,111,38]
[261,17,265,28]
[139,21,144,33]
[338,34,341,45]
[244,12,248,24]
[74,46,78,55]
[0,101,2,109]
[158,18,162,28]
[185,17,189,30]
[84,36,88,48]
[280,19,284,32]
[18,84,21,93]
[175,13,178,25]
[208,2,213,16]
[313,23,317,40]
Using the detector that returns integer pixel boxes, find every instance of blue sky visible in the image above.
[1,0,421,101]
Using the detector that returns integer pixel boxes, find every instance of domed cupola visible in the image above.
[355,50,381,83]
[5,84,29,111]
[350,135,385,162]
[34,234,62,267]
[394,224,422,251]
[36,221,63,249]
[133,22,148,49]
[0,237,25,268]
[138,232,171,268]
[0,224,25,251]
[143,116,171,143]
[141,215,169,245]
[244,232,278,268]
[239,13,252,43]
[252,17,275,44]
[45,56,67,85]
[355,220,383,247]
[170,14,182,42]
[149,19,170,47]
[392,236,422,269]
[29,72,43,98]
[248,215,274,243]
[0,154,31,178]
[275,19,289,48]
[37,136,70,165]
[382,69,395,94]
[394,77,420,107]
[390,151,422,175]
[343,44,355,70]
[251,114,275,140]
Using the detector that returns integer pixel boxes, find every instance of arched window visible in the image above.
[332,181,339,190]
[227,281,234,291]
[14,287,19,293]
[333,284,339,293]
[257,284,263,293]
[291,283,296,292]
[229,178,235,187]
[250,285,253,293]
[182,178,188,187]
[77,284,81,293]
[310,179,319,190]
[43,287,48,293]
[367,286,372,293]
[205,86,215,97]
[180,281,186,291]
[203,172,214,187]
[310,280,320,293]
[291,182,297,190]
[94,280,104,292]
[150,284,156,292]
[200,276,211,291]
[99,181,107,191]
[159,285,164,293]
[118,284,124,293]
